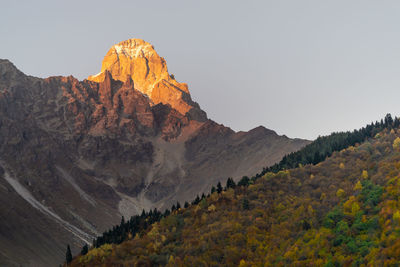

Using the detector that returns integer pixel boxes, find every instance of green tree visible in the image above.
[66,244,72,264]
[226,177,236,189]
[242,198,249,210]
[217,182,223,193]
[238,176,250,187]
[81,244,88,256]
[211,186,216,194]
[192,195,200,205]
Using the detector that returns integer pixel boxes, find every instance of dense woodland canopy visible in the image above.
[260,114,399,175]
[66,114,400,266]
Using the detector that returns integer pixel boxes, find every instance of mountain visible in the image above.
[87,39,197,117]
[0,39,309,266]
[69,118,400,266]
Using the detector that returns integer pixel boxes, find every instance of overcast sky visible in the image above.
[2,1,400,140]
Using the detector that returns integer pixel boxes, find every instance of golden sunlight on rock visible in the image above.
[88,39,192,115]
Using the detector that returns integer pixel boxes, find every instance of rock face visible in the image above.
[0,39,310,267]
[88,39,202,117]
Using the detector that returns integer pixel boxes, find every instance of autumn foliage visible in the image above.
[68,119,400,266]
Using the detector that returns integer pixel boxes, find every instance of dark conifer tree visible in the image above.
[81,244,88,255]
[302,220,311,230]
[238,176,250,187]
[226,177,236,189]
[217,182,223,193]
[211,186,216,194]
[184,201,189,208]
[242,198,250,210]
[66,244,72,264]
[192,195,200,205]
[384,113,393,127]
[164,209,170,217]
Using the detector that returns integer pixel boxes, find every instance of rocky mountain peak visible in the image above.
[88,39,197,116]
[0,45,310,266]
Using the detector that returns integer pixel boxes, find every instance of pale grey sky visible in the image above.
[2,0,400,139]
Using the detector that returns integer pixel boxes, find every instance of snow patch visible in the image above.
[113,42,155,59]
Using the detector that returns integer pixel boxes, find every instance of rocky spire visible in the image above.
[88,39,195,116]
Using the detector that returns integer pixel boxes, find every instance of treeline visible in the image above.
[92,179,239,249]
[256,113,399,177]
[71,114,398,261]
[72,179,237,261]
[68,208,167,263]
[94,208,165,248]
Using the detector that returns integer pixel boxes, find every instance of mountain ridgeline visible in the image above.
[68,114,400,266]
[0,39,309,267]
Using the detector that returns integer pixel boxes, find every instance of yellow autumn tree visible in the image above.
[208,204,216,212]
[351,202,360,215]
[353,180,362,191]
[393,137,400,149]
[336,189,345,198]
[362,170,368,179]
[393,210,400,224]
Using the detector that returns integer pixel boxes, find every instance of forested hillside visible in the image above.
[67,115,400,266]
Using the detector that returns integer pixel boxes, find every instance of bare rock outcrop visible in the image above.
[88,39,203,118]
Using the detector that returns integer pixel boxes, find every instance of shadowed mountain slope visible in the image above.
[0,39,309,266]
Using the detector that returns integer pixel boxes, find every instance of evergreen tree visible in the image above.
[66,244,72,264]
[226,177,236,189]
[81,244,88,255]
[176,202,181,210]
[164,209,170,217]
[238,176,250,187]
[217,182,223,193]
[385,113,393,127]
[242,198,250,210]
[302,220,311,230]
[192,195,200,205]
[184,201,189,208]
[211,186,216,194]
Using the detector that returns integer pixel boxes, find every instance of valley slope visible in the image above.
[70,120,400,266]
